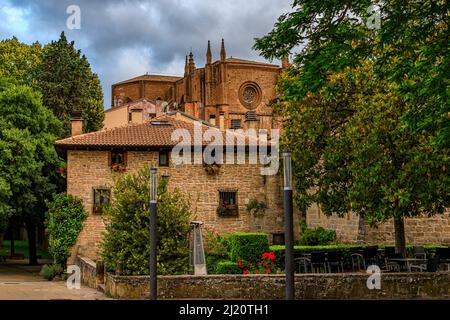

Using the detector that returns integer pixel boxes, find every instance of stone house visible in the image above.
[56,114,290,262]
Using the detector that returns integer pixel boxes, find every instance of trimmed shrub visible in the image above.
[40,264,63,281]
[228,232,269,263]
[299,226,337,246]
[215,261,240,274]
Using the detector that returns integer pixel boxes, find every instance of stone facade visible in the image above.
[66,149,291,262]
[306,204,450,245]
[109,39,281,132]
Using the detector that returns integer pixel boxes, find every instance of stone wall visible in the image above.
[306,204,363,243]
[67,150,289,262]
[75,256,97,289]
[104,272,450,300]
[306,204,450,245]
[363,214,450,245]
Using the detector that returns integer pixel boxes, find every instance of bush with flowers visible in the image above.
[237,251,278,275]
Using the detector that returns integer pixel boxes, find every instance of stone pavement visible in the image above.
[0,260,111,300]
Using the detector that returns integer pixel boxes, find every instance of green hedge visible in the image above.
[228,233,269,263]
[206,253,228,274]
[215,261,240,274]
[270,244,448,270]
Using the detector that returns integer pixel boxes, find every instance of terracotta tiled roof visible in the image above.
[55,116,256,149]
[113,74,183,85]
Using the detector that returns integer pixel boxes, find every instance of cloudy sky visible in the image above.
[0,0,293,107]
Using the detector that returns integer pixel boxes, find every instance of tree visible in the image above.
[254,0,449,254]
[46,193,87,267]
[101,167,192,275]
[0,37,42,87]
[37,31,104,135]
[0,78,63,264]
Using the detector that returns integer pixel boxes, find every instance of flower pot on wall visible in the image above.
[217,205,238,217]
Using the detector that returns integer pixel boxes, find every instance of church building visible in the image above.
[104,39,286,132]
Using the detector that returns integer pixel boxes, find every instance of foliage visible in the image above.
[215,261,240,274]
[0,240,51,259]
[254,0,449,149]
[45,193,87,266]
[204,230,230,274]
[0,37,42,87]
[203,163,220,175]
[246,199,266,216]
[37,32,104,135]
[40,263,63,281]
[228,233,269,263]
[0,78,64,264]
[101,166,192,276]
[299,226,337,246]
[254,0,449,256]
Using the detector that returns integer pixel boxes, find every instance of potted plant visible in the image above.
[203,163,220,175]
[111,163,127,173]
[217,200,238,216]
[246,199,266,217]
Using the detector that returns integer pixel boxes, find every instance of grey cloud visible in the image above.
[1,0,293,107]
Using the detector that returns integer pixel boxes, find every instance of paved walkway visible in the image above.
[0,260,111,300]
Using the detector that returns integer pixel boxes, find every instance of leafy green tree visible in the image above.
[254,0,449,255]
[46,193,87,266]
[0,77,64,264]
[0,37,42,87]
[37,31,104,135]
[102,167,192,275]
[254,0,449,148]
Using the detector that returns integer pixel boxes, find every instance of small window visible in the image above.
[93,188,110,215]
[217,191,238,217]
[159,151,169,167]
[111,151,125,165]
[272,233,285,245]
[230,119,242,129]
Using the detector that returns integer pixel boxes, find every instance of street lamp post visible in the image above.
[149,167,158,300]
[283,150,295,300]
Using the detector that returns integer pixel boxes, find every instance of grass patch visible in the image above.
[0,240,51,259]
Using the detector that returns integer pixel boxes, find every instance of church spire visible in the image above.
[188,51,195,73]
[206,40,212,64]
[184,55,189,75]
[220,38,226,61]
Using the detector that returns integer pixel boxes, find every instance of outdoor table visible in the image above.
[387,258,427,272]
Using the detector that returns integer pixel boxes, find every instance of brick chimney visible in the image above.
[70,111,83,136]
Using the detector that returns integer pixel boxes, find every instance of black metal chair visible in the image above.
[310,252,328,273]
[294,257,311,273]
[326,250,344,273]
[435,247,450,271]
[413,246,427,259]
[351,251,365,271]
[363,246,380,267]
[426,254,440,272]
[382,246,396,270]
[386,253,404,272]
